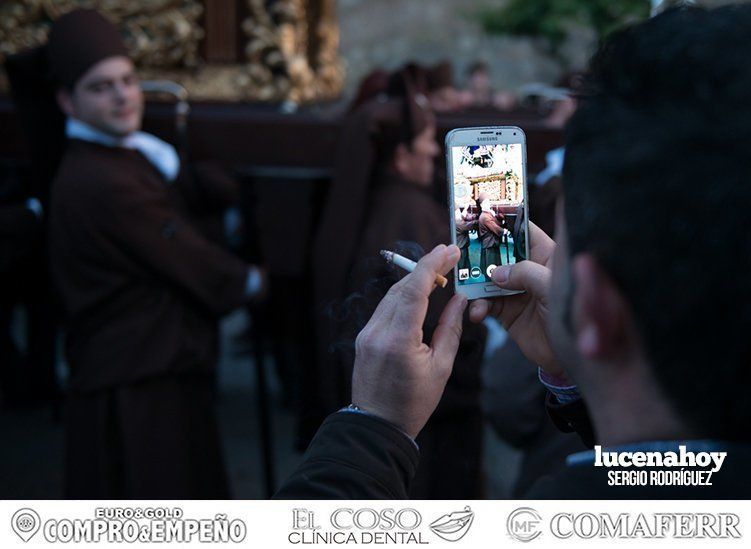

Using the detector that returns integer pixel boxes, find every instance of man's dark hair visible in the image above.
[563,5,751,441]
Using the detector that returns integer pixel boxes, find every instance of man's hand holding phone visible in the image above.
[350,226,564,440]
[468,222,563,377]
[351,245,468,439]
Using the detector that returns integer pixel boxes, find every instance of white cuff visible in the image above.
[245,267,262,297]
[25,198,43,219]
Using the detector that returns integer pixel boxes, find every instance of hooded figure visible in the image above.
[309,74,487,498]
[19,9,263,498]
[426,60,462,113]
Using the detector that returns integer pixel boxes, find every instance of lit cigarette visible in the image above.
[380,250,448,288]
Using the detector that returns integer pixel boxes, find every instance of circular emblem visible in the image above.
[507,507,542,542]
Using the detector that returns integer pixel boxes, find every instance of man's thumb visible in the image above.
[491,261,551,300]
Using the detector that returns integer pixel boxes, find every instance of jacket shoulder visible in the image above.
[275,412,419,500]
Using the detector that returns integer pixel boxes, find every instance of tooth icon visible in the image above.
[430,506,475,542]
[12,508,40,542]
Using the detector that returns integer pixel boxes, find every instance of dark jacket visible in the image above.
[482,340,587,497]
[277,403,751,499]
[275,413,418,499]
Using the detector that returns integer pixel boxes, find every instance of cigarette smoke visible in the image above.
[325,240,425,356]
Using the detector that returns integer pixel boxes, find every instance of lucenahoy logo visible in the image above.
[429,506,475,542]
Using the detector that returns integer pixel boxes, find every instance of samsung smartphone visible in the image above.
[446,126,529,300]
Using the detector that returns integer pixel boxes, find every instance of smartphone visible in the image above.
[446,126,529,300]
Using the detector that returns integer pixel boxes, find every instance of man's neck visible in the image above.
[580,365,695,447]
[66,118,134,144]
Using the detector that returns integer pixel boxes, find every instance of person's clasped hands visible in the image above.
[351,223,563,440]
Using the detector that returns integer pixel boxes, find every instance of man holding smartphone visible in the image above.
[277,5,751,499]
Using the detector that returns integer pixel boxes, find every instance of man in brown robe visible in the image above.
[40,10,263,498]
[454,203,475,275]
[312,79,487,498]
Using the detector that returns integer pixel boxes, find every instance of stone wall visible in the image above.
[336,0,591,98]
[336,0,750,99]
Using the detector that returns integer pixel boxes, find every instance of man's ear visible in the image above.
[570,253,632,360]
[56,88,74,117]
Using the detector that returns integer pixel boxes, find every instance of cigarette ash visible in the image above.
[325,241,425,356]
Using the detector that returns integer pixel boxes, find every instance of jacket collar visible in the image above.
[65,118,180,182]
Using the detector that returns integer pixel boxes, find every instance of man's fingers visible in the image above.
[528,221,556,265]
[431,293,468,372]
[468,297,506,323]
[391,245,460,336]
[362,244,459,338]
[491,259,551,301]
[468,299,489,323]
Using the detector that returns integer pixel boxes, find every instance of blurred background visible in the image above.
[0,0,743,499]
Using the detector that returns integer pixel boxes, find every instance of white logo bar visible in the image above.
[1,500,748,548]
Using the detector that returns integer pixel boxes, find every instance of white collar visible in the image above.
[65,118,180,182]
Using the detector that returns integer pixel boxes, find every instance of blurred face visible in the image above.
[547,96,578,129]
[429,87,462,113]
[57,56,143,137]
[394,123,440,186]
[470,71,490,94]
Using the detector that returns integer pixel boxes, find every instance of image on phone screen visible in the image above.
[451,143,527,286]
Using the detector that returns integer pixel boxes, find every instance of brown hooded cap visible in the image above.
[47,9,129,89]
[387,61,429,97]
[375,67,434,159]
[371,92,433,161]
[348,69,390,112]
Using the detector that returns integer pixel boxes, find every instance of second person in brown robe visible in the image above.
[312,81,487,498]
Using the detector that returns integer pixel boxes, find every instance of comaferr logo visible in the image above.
[507,507,542,542]
[550,512,741,539]
[504,509,742,541]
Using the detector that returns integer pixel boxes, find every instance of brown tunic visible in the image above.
[49,139,249,498]
[454,212,476,249]
[50,140,248,392]
[478,210,504,248]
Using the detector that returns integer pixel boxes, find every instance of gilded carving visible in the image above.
[241,0,343,102]
[0,0,344,102]
[0,1,203,68]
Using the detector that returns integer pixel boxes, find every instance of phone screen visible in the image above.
[451,143,527,286]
